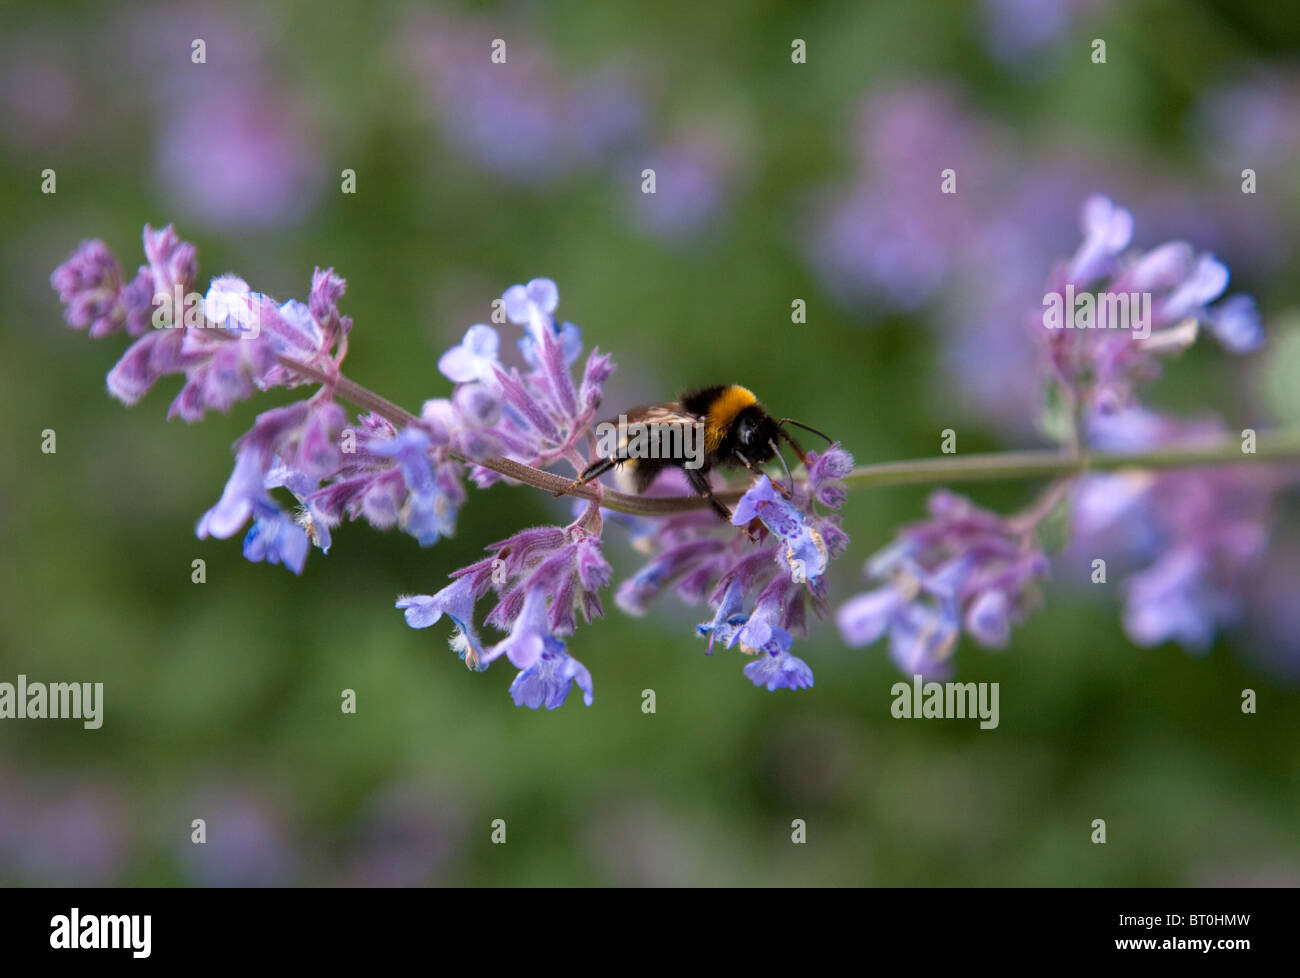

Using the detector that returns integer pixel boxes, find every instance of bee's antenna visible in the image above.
[777,418,834,446]
[769,439,796,498]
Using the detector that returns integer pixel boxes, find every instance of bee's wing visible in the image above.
[596,402,701,460]
[622,402,699,427]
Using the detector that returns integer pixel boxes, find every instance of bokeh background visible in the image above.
[3,0,1300,886]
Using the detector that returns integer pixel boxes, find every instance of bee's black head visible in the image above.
[735,408,779,462]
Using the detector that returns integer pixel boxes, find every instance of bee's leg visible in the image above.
[685,467,736,524]
[734,450,793,499]
[553,457,617,498]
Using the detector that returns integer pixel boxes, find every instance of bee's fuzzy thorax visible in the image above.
[701,385,757,449]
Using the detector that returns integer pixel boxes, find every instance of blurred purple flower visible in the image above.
[49,240,129,339]
[979,0,1104,65]
[0,33,87,152]
[108,2,323,230]
[1241,546,1300,681]
[1,777,130,886]
[806,86,998,311]
[1073,408,1288,654]
[335,781,466,887]
[402,12,643,183]
[804,78,1281,441]
[176,785,298,887]
[439,324,502,386]
[1040,194,1263,421]
[1194,68,1300,177]
[838,489,1050,676]
[155,84,323,231]
[629,130,742,240]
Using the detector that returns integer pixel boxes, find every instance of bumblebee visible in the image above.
[555,384,831,521]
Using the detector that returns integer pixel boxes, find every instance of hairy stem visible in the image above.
[289,358,1300,517]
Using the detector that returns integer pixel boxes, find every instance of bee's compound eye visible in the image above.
[738,418,755,445]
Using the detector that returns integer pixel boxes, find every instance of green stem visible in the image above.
[291,358,1300,518]
[842,435,1300,491]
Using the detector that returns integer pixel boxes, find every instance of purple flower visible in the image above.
[335,780,465,887]
[504,277,583,370]
[837,572,963,678]
[695,578,748,653]
[888,600,962,677]
[483,588,550,669]
[54,230,631,703]
[175,784,298,887]
[197,445,310,575]
[2,778,130,886]
[400,522,603,707]
[805,85,995,311]
[451,279,611,487]
[502,278,558,333]
[49,240,126,338]
[579,349,616,412]
[141,223,198,299]
[156,85,322,231]
[196,444,268,540]
[167,332,274,423]
[1207,295,1263,353]
[308,267,352,349]
[452,382,503,429]
[396,577,486,670]
[736,594,795,657]
[965,588,1012,647]
[1123,549,1226,652]
[744,650,815,692]
[838,490,1049,675]
[368,426,460,546]
[835,584,906,647]
[629,130,740,240]
[401,13,643,184]
[438,324,502,385]
[733,476,829,581]
[807,444,854,508]
[50,227,201,403]
[509,647,595,709]
[980,0,1101,64]
[1041,195,1264,420]
[400,517,610,706]
[1194,69,1300,176]
[618,444,855,691]
[1065,194,1133,286]
[242,497,310,575]
[53,226,350,425]
[481,525,611,636]
[1069,409,1285,654]
[191,396,348,573]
